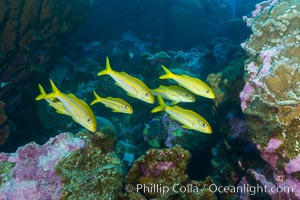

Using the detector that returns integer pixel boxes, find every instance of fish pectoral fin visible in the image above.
[126,93,136,98]
[181,125,193,130]
[171,101,179,105]
[115,82,121,87]
[55,109,71,116]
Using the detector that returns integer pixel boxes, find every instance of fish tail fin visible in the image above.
[159,65,174,79]
[97,57,113,76]
[35,84,47,100]
[151,95,166,113]
[91,91,102,105]
[46,79,60,98]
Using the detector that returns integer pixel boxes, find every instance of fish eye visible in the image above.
[87,118,91,123]
[206,90,210,94]
[145,93,149,97]
[186,93,190,97]
[124,105,128,109]
[202,123,206,127]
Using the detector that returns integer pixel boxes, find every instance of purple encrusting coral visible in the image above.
[0,133,85,200]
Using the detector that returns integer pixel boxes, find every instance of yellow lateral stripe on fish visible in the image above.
[151,95,212,134]
[36,84,71,116]
[152,85,195,104]
[36,80,97,132]
[159,65,216,99]
[97,57,155,104]
[91,91,133,114]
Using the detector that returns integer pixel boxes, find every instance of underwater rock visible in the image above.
[0,132,85,199]
[0,0,90,54]
[56,128,125,199]
[206,72,225,106]
[126,145,217,199]
[0,0,91,149]
[0,124,125,199]
[240,0,300,199]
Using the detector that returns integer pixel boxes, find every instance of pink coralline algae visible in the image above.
[0,132,85,200]
[251,0,278,18]
[140,161,174,177]
[285,154,300,174]
[239,82,254,111]
[257,139,282,169]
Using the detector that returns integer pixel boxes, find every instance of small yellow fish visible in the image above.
[97,57,155,104]
[159,65,215,99]
[91,91,133,114]
[36,80,97,132]
[151,95,212,134]
[152,85,195,105]
[36,84,71,116]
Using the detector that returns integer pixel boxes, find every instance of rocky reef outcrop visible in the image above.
[240,0,300,199]
[0,0,90,55]
[0,123,125,199]
[0,0,90,98]
[0,0,91,151]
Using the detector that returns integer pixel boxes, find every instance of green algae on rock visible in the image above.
[56,126,125,200]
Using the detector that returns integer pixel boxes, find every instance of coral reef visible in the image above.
[240,0,300,199]
[126,146,217,199]
[56,125,125,199]
[0,118,125,199]
[0,132,85,199]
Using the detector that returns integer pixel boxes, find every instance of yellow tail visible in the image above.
[151,95,166,113]
[97,57,113,76]
[90,91,102,105]
[159,65,174,79]
[43,79,60,99]
[35,84,47,100]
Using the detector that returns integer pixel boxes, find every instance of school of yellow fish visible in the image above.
[36,57,215,134]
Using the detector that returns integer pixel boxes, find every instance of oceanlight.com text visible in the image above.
[208,183,294,196]
[125,183,295,196]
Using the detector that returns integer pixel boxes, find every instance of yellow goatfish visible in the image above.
[151,95,212,134]
[36,80,97,132]
[91,91,133,114]
[159,65,215,99]
[97,57,154,104]
[152,85,195,105]
[36,84,71,116]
